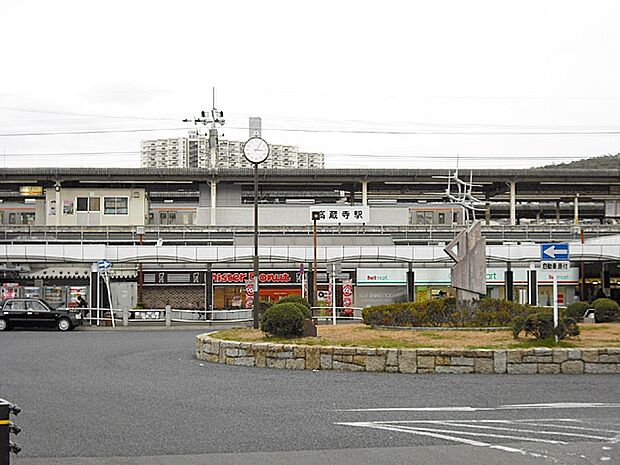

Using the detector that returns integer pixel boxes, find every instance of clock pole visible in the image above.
[243,136,270,330]
[252,161,260,329]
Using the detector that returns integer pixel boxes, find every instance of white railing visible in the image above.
[311,306,363,324]
[79,306,252,326]
[78,305,360,327]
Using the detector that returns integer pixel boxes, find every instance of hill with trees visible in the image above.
[540,153,620,169]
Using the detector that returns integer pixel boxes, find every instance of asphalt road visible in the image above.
[1,329,619,465]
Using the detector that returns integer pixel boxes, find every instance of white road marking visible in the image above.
[514,422,620,435]
[387,424,567,444]
[430,421,614,441]
[337,402,620,413]
[336,421,557,462]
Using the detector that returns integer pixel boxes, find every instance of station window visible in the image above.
[77,197,101,212]
[103,197,128,215]
[20,212,35,224]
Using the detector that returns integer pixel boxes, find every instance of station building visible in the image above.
[1,167,619,313]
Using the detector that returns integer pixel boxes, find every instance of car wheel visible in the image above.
[0,318,8,331]
[57,318,72,331]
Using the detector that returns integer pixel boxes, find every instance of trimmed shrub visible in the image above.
[259,300,273,314]
[591,298,620,323]
[277,295,312,319]
[260,303,305,337]
[565,301,590,321]
[523,312,555,339]
[513,311,580,341]
[557,317,580,340]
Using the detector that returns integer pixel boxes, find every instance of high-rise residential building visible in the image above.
[141,121,325,169]
[141,138,188,168]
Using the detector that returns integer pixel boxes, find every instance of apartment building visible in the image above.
[141,132,324,169]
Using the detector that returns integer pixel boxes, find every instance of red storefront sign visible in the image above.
[245,280,254,309]
[212,271,296,284]
[342,280,353,315]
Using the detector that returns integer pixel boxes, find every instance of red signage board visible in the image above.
[212,271,298,284]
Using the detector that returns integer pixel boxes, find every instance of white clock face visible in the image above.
[243,137,270,164]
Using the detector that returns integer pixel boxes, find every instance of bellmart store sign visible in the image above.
[357,267,579,286]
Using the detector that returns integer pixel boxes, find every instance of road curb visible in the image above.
[195,334,620,374]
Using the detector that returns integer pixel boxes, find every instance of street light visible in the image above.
[243,137,270,329]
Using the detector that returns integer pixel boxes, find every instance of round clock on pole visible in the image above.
[243,137,270,164]
[244,136,269,329]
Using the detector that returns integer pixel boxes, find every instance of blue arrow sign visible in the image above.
[97,260,112,270]
[541,243,569,261]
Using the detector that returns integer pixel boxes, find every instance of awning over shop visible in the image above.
[26,265,137,279]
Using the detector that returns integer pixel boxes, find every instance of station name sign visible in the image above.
[310,206,369,225]
[212,271,299,284]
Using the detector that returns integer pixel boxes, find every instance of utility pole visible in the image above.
[183,87,225,226]
[182,87,225,169]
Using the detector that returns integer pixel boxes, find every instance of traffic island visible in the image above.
[195,331,620,374]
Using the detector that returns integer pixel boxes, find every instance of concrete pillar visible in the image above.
[362,180,368,206]
[485,202,491,225]
[509,180,516,226]
[574,193,579,225]
[555,201,561,224]
[210,179,217,226]
[528,266,537,306]
[165,304,171,327]
[407,263,415,302]
[505,263,514,301]
[122,308,129,327]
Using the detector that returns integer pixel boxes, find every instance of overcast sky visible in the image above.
[1,0,619,169]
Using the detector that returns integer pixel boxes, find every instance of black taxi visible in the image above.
[0,298,83,331]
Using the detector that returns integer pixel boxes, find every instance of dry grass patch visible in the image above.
[213,323,620,349]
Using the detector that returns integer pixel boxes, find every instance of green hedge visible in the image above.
[565,301,591,320]
[362,298,537,328]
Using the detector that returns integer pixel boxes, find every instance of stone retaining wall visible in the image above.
[195,334,620,374]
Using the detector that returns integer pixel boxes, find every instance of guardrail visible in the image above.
[80,307,252,327]
[78,306,362,327]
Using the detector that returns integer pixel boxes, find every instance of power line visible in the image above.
[3,126,620,138]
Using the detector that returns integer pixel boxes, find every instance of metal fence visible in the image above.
[79,306,362,327]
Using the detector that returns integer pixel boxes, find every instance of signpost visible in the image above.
[540,243,570,342]
[96,260,114,327]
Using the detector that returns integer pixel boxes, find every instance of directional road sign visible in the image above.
[540,243,569,261]
[97,260,112,271]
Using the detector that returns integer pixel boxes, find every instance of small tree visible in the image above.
[260,303,305,338]
[591,298,620,323]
